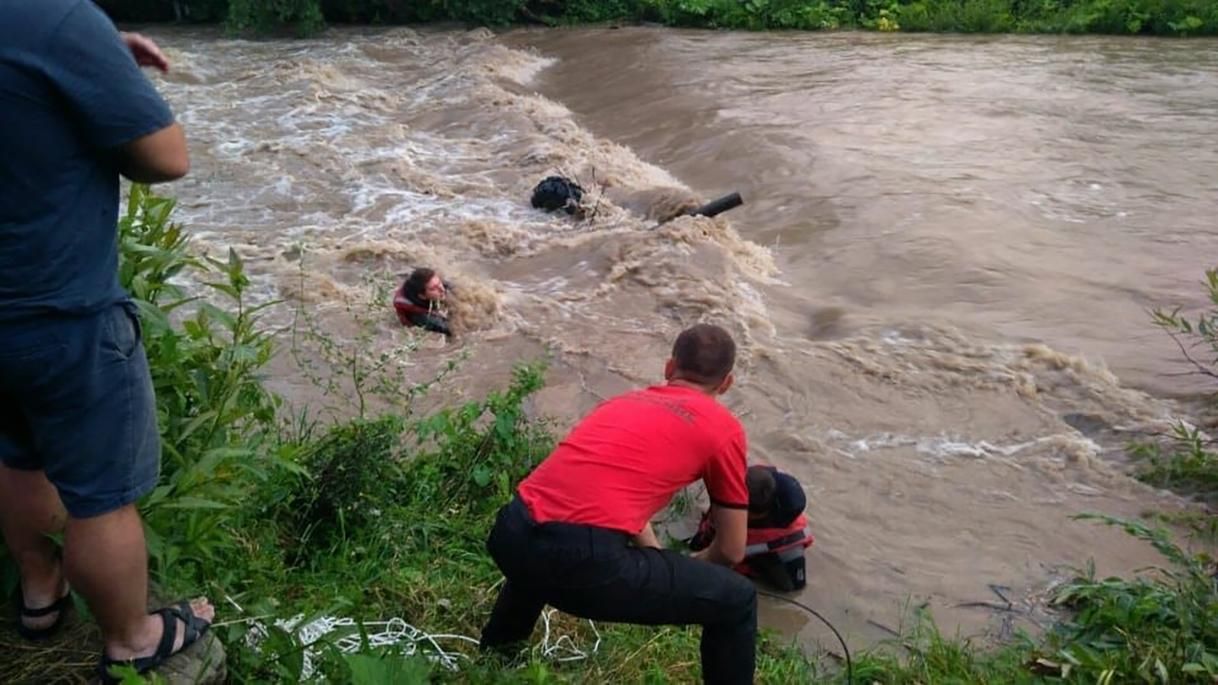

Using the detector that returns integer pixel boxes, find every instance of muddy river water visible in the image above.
[142,24,1217,653]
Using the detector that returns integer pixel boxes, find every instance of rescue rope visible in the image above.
[231,596,600,680]
[757,590,853,685]
[232,593,844,682]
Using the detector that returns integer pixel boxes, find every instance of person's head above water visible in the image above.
[403,267,446,303]
[664,323,736,395]
[746,465,777,519]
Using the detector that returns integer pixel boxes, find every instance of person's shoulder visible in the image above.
[1,0,81,45]
[775,470,803,491]
[11,0,87,30]
[692,393,743,431]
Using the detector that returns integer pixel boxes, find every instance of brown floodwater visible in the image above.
[141,24,1216,656]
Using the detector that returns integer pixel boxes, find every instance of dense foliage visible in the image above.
[96,0,1218,35]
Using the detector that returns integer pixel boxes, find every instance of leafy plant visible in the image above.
[1132,423,1218,501]
[1151,268,1218,392]
[276,415,407,560]
[118,183,288,582]
[409,362,552,513]
[1044,515,1218,683]
[332,651,432,684]
[1129,267,1218,503]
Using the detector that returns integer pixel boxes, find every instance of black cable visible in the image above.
[757,590,853,685]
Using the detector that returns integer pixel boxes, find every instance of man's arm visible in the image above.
[633,522,660,549]
[696,423,749,566]
[43,4,184,181]
[117,123,189,183]
[691,505,747,566]
[114,33,187,183]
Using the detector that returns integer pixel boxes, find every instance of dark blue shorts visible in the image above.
[0,301,160,518]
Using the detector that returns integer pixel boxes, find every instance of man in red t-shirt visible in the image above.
[479,324,755,685]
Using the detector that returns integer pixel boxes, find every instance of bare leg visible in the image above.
[0,465,68,630]
[64,504,214,660]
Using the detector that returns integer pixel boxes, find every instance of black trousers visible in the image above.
[480,497,757,685]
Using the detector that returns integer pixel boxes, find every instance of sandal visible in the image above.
[14,584,72,641]
[97,601,212,685]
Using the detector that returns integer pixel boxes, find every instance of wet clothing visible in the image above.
[393,283,451,337]
[517,384,749,535]
[0,0,172,518]
[689,468,813,592]
[481,497,757,685]
[483,384,755,683]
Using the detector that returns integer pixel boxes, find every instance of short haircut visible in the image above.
[746,465,776,513]
[671,323,736,387]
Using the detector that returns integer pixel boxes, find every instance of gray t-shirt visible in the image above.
[0,0,174,322]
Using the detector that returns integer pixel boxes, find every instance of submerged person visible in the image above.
[689,464,814,592]
[394,267,451,337]
[479,323,757,685]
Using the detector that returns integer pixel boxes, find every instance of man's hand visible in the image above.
[691,506,747,567]
[120,32,169,73]
[633,522,661,549]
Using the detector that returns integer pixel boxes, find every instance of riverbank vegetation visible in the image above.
[99,0,1218,36]
[3,186,1218,683]
[1132,270,1218,542]
[0,185,816,683]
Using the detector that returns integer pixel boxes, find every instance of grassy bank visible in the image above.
[98,0,1218,36]
[4,185,1218,684]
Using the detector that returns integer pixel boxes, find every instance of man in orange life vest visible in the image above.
[689,465,814,592]
[479,323,756,685]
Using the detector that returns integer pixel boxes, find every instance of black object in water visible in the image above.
[531,175,585,214]
[652,191,745,229]
[688,191,743,219]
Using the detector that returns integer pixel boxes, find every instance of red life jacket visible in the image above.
[692,511,814,575]
[741,513,813,563]
[393,286,430,326]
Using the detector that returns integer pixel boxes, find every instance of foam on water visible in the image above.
[134,25,1209,651]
